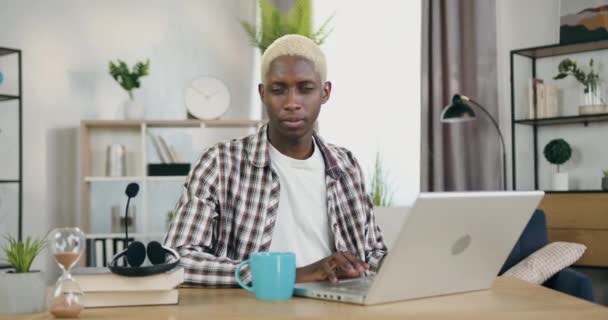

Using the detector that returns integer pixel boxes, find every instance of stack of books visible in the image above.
[528,78,559,118]
[71,266,184,308]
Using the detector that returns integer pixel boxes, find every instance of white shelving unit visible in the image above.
[80,119,262,242]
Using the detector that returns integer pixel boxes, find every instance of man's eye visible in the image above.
[271,87,284,94]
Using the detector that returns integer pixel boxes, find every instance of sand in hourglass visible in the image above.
[54,252,80,270]
[50,303,83,318]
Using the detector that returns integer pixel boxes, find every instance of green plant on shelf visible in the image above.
[109,59,150,100]
[543,138,572,173]
[1,235,46,273]
[553,58,601,95]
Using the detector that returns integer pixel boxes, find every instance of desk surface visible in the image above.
[8,277,608,320]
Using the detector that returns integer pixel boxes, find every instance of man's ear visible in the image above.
[322,81,332,104]
[258,83,265,100]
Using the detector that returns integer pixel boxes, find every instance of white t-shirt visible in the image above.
[267,139,333,267]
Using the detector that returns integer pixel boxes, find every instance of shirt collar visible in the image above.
[248,124,347,180]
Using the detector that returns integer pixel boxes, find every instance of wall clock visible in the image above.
[185,76,231,120]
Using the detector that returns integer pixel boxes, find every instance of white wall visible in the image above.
[496,0,558,190]
[314,1,421,205]
[0,0,257,282]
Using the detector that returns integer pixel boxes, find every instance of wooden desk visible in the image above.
[7,277,608,320]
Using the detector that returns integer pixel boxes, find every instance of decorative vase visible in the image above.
[0,270,46,314]
[551,172,569,191]
[602,177,608,191]
[124,98,144,120]
[578,83,605,112]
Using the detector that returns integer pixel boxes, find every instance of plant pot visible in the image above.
[579,83,605,109]
[551,172,569,191]
[602,177,608,191]
[0,270,46,314]
[124,98,144,120]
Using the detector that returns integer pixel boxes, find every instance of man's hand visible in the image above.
[296,252,369,284]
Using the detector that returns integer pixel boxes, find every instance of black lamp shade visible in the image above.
[440,94,476,123]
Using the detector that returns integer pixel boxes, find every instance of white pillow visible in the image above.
[503,241,586,284]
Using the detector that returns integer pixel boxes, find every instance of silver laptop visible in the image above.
[293,191,544,305]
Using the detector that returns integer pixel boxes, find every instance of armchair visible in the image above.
[499,209,594,302]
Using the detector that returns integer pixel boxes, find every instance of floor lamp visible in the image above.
[440,94,507,191]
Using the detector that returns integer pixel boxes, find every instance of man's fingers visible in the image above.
[333,253,360,277]
[322,260,338,284]
[341,251,369,272]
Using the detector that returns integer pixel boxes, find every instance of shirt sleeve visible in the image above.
[163,147,250,287]
[352,155,388,272]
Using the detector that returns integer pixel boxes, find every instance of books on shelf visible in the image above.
[149,134,183,163]
[528,78,559,118]
[86,238,131,268]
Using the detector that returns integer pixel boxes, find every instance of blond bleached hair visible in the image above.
[261,34,327,84]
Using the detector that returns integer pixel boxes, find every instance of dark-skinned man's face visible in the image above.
[258,55,331,143]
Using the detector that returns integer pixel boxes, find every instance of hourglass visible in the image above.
[48,228,85,318]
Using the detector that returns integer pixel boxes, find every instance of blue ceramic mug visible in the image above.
[235,252,296,301]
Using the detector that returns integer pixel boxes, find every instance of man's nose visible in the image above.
[284,89,302,110]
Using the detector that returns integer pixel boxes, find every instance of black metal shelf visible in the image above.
[0,46,22,241]
[545,190,608,194]
[0,47,19,57]
[514,113,608,126]
[510,39,608,190]
[0,94,20,102]
[513,39,608,58]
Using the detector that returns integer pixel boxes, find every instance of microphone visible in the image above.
[124,182,140,246]
[125,182,139,198]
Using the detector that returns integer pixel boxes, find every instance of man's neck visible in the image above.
[268,131,314,160]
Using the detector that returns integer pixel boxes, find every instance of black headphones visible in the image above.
[108,183,180,277]
[109,240,180,277]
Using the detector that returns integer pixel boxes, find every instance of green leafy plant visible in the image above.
[1,235,46,273]
[553,58,601,94]
[109,59,150,100]
[240,0,334,52]
[368,152,394,207]
[603,169,608,177]
[543,139,572,173]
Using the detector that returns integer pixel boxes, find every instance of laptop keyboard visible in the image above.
[325,276,375,292]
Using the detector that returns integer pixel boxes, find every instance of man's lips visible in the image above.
[280,118,305,128]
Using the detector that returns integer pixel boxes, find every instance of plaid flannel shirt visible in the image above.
[164,124,387,287]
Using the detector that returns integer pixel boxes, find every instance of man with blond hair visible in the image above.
[165,34,387,287]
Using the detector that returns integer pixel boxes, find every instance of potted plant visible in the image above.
[543,139,572,191]
[240,0,334,53]
[239,0,333,119]
[602,170,608,191]
[553,58,607,114]
[109,59,150,119]
[366,152,408,249]
[368,152,394,207]
[0,235,46,314]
